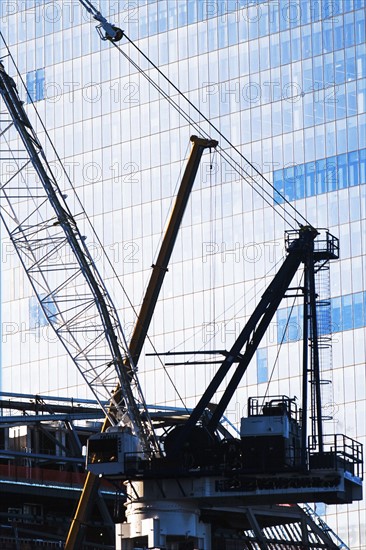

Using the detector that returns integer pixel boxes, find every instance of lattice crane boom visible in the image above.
[0,61,158,456]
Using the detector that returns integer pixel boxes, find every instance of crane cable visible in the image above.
[110,25,311,230]
[112,35,305,231]
[170,255,286,363]
[261,271,305,409]
[0,31,188,412]
[78,1,316,398]
[77,0,299,228]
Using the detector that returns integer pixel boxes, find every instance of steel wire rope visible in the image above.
[133,139,190,333]
[149,139,191,271]
[112,40,299,230]
[261,271,305,409]
[209,147,218,329]
[77,0,316,421]
[166,255,286,366]
[0,31,188,413]
[0,131,118,420]
[137,139,193,412]
[103,41,309,368]
[108,33,312,392]
[0,33,132,357]
[113,34,310,230]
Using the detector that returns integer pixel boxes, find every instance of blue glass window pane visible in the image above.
[218,20,228,48]
[302,58,314,94]
[358,78,366,114]
[342,295,353,330]
[314,92,325,124]
[316,159,327,194]
[259,37,270,71]
[283,100,293,132]
[311,1,321,21]
[177,1,187,26]
[343,0,354,11]
[288,306,302,342]
[344,12,355,47]
[347,116,358,151]
[332,297,342,332]
[272,102,282,134]
[284,166,295,201]
[332,0,344,17]
[280,4,291,31]
[139,6,148,38]
[312,22,322,56]
[167,2,177,30]
[334,50,345,84]
[26,69,44,102]
[360,148,366,183]
[337,153,348,188]
[26,71,36,102]
[353,292,364,328]
[324,52,334,84]
[197,0,207,21]
[313,56,323,88]
[323,25,333,54]
[277,308,289,343]
[158,2,168,32]
[301,0,311,25]
[149,2,158,33]
[356,44,366,78]
[294,164,305,199]
[269,1,280,33]
[326,157,338,191]
[302,25,312,59]
[347,80,357,117]
[29,296,47,329]
[333,15,345,51]
[355,9,366,44]
[257,348,268,384]
[291,27,301,61]
[248,7,259,40]
[207,18,217,50]
[35,69,45,101]
[336,84,347,118]
[305,162,316,196]
[325,93,336,122]
[270,33,280,67]
[273,169,284,204]
[258,5,269,37]
[228,14,238,46]
[348,150,360,186]
[338,120,348,156]
[187,0,197,24]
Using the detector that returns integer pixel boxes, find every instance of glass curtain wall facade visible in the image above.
[0,0,365,547]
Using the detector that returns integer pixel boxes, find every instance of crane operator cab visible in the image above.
[240,396,302,472]
[86,426,141,477]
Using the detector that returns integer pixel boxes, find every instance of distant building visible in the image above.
[0,1,365,548]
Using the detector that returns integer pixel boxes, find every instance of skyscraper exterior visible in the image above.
[0,1,365,548]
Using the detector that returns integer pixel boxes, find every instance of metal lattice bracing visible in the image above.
[0,62,158,457]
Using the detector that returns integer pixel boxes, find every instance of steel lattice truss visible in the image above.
[0,63,158,456]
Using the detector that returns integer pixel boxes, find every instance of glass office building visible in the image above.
[0,0,365,547]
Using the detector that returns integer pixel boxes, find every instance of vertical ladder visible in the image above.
[309,260,334,446]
